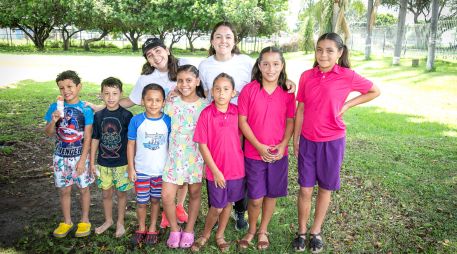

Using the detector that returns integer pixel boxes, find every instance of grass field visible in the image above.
[0,55,456,253]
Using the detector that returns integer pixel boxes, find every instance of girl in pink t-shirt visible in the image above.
[292,32,380,253]
[237,47,295,250]
[192,73,245,252]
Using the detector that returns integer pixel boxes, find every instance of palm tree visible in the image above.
[426,0,440,71]
[393,0,407,65]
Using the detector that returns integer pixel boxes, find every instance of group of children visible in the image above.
[44,21,380,253]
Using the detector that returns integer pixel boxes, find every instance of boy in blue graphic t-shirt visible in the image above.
[44,70,94,238]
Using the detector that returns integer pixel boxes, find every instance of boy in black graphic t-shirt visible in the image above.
[90,77,133,238]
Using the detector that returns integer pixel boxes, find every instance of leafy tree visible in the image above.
[0,0,65,51]
[346,0,366,24]
[365,0,381,60]
[182,0,217,52]
[113,0,155,52]
[59,0,85,51]
[78,0,117,51]
[375,13,398,26]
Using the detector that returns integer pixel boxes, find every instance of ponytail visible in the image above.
[313,32,351,69]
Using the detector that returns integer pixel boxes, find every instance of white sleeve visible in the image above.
[129,76,144,105]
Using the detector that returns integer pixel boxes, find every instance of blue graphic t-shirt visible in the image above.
[128,113,171,176]
[44,100,94,157]
[92,107,133,167]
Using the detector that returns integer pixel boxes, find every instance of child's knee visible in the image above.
[150,198,160,205]
[299,187,313,200]
[137,203,147,209]
[59,186,72,196]
[103,189,113,199]
[79,187,90,195]
[250,198,263,208]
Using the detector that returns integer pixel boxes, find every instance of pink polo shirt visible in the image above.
[297,65,373,142]
[193,103,244,181]
[238,80,296,160]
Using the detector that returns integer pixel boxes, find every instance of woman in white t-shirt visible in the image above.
[198,22,254,104]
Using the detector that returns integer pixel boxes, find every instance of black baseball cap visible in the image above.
[142,38,166,57]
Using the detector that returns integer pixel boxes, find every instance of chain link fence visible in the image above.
[349,19,457,61]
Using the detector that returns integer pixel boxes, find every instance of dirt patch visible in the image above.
[0,137,119,247]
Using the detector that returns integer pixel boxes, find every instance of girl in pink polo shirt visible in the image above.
[192,73,245,252]
[292,32,380,253]
[237,46,296,250]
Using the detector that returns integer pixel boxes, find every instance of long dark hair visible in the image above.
[141,48,179,81]
[251,46,288,91]
[176,64,206,99]
[313,32,350,68]
[208,21,241,56]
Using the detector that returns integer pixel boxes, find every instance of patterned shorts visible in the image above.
[96,165,133,191]
[135,173,162,204]
[53,155,94,188]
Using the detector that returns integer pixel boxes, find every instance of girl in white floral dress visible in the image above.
[162,64,208,249]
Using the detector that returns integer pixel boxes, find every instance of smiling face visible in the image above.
[315,39,343,72]
[142,89,164,118]
[176,71,199,100]
[145,46,170,72]
[212,77,235,108]
[258,52,284,85]
[57,79,81,104]
[101,86,121,111]
[211,25,235,57]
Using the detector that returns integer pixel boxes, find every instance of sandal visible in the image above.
[167,230,181,248]
[132,230,146,246]
[179,231,194,248]
[144,231,159,245]
[75,222,91,237]
[216,237,230,252]
[292,233,306,252]
[191,236,208,252]
[257,231,270,250]
[53,222,74,238]
[237,231,255,250]
[309,233,324,254]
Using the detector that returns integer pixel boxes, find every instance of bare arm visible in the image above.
[239,115,275,162]
[272,118,294,160]
[338,84,381,116]
[199,144,226,188]
[127,140,136,182]
[119,97,136,109]
[44,110,60,137]
[90,139,99,175]
[293,103,305,157]
[76,124,93,176]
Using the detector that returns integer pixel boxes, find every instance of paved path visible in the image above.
[0,54,203,87]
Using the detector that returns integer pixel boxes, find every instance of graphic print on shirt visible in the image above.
[56,107,85,157]
[100,117,122,159]
[143,131,167,150]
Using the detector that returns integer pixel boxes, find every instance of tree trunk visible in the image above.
[393,0,407,65]
[83,30,109,51]
[365,0,373,60]
[332,0,339,32]
[426,0,439,71]
[186,33,194,52]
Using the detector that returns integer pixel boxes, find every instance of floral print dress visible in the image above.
[162,96,208,185]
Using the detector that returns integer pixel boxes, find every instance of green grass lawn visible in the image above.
[0,56,456,253]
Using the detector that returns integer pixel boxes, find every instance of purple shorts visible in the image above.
[298,135,345,190]
[245,156,288,199]
[207,178,245,208]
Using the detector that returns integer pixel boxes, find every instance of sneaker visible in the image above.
[176,204,188,223]
[233,211,248,231]
[160,211,169,228]
[309,233,324,254]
